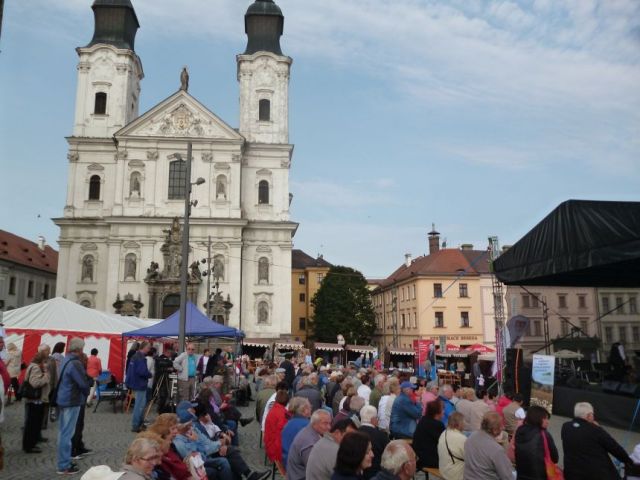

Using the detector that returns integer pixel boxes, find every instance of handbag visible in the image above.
[19,366,43,400]
[541,430,564,480]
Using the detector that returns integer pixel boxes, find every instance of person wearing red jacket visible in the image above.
[0,358,10,393]
[264,390,290,463]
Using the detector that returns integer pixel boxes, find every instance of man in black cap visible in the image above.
[280,352,296,391]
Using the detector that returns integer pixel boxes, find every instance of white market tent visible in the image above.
[3,297,157,380]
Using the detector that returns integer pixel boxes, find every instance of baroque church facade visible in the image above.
[54,0,297,338]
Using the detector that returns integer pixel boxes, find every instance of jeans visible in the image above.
[132,388,147,429]
[57,406,81,471]
[204,457,233,480]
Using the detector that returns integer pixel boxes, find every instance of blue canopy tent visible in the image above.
[122,301,244,339]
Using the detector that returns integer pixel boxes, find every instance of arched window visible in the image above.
[80,299,93,308]
[94,92,107,115]
[124,253,137,281]
[258,301,269,324]
[82,255,94,282]
[88,175,101,200]
[258,257,269,284]
[258,180,269,205]
[129,172,141,197]
[259,99,270,121]
[216,174,227,200]
[213,254,225,281]
[168,160,187,199]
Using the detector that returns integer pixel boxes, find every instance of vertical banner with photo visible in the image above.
[530,354,556,413]
[413,339,434,379]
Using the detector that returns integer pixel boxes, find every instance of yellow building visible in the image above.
[291,249,332,343]
[372,229,493,350]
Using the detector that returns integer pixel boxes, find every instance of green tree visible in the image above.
[310,265,376,344]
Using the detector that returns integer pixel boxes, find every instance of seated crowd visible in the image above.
[36,344,639,480]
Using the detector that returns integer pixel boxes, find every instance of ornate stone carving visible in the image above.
[115,150,128,161]
[87,163,105,171]
[80,243,98,251]
[67,152,79,163]
[77,62,91,73]
[113,293,143,316]
[146,151,158,161]
[133,103,230,138]
[281,158,291,168]
[122,241,140,249]
[129,159,146,167]
[202,152,213,163]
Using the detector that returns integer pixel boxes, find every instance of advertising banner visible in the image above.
[413,339,435,379]
[530,354,556,414]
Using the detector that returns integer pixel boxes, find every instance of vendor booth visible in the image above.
[386,347,415,370]
[3,297,155,381]
[312,342,344,365]
[435,349,479,387]
[242,339,272,360]
[346,344,377,365]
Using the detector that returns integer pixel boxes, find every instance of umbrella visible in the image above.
[553,349,583,360]
[467,343,495,354]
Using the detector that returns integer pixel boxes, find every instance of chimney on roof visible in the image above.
[428,223,440,255]
[461,244,473,251]
[37,236,46,251]
[404,253,412,267]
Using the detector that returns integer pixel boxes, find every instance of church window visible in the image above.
[129,172,141,197]
[259,99,270,121]
[88,175,101,200]
[258,257,269,284]
[82,255,94,282]
[124,253,137,281]
[258,180,269,204]
[94,92,107,115]
[257,301,269,324]
[168,160,187,199]
[216,175,227,200]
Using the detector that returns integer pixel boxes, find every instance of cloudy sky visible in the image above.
[1,0,639,278]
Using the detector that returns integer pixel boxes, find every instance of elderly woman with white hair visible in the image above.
[119,437,162,479]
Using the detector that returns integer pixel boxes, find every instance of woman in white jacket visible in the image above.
[437,412,466,480]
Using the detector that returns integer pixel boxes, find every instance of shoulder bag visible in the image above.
[19,365,43,400]
[541,430,564,480]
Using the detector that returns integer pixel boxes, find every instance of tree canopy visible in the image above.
[310,265,376,344]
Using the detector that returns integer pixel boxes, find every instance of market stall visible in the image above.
[386,347,415,370]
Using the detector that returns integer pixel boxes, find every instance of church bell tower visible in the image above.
[237,0,292,144]
[72,0,144,138]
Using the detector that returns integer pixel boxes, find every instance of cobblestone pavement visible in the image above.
[1,396,272,480]
[2,394,640,479]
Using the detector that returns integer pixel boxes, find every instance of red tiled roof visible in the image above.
[0,230,58,274]
[292,249,332,269]
[379,248,490,288]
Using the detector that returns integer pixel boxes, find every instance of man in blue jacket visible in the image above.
[56,337,91,476]
[390,381,422,439]
[125,340,152,432]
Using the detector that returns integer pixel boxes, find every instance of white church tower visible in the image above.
[56,0,297,340]
[72,0,143,138]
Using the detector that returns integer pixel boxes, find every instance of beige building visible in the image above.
[505,285,600,358]
[290,250,332,343]
[597,288,640,357]
[372,229,495,350]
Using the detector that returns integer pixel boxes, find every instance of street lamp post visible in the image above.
[173,143,205,352]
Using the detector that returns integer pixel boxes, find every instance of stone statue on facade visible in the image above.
[145,261,160,281]
[190,261,202,281]
[180,66,189,91]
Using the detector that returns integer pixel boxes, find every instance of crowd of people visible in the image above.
[2,338,640,479]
